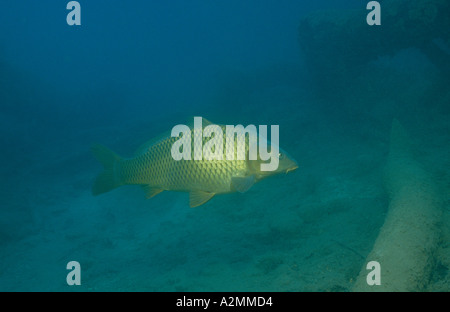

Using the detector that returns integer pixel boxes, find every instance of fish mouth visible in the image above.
[286,165,298,174]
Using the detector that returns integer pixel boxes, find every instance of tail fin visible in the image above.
[91,144,123,195]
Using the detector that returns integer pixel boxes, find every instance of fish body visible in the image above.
[92,119,298,207]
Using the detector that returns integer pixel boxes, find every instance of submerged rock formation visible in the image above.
[352,119,443,291]
[298,0,450,99]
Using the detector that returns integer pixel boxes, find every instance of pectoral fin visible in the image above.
[189,190,215,208]
[141,185,164,199]
[231,175,255,193]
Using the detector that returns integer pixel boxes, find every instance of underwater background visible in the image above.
[0,0,449,291]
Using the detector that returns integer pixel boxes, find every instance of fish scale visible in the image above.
[119,127,248,194]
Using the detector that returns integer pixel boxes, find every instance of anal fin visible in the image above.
[189,190,215,208]
[141,185,164,199]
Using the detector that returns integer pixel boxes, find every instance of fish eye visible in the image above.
[278,153,284,159]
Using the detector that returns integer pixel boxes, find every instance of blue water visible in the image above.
[0,1,449,291]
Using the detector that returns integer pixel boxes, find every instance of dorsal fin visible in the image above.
[201,117,214,126]
[186,116,215,127]
[133,117,218,156]
[134,129,173,156]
